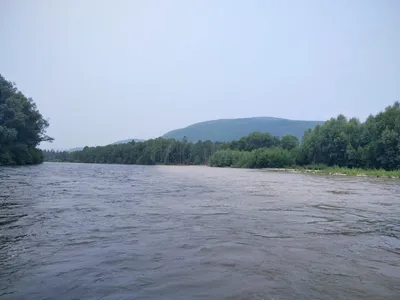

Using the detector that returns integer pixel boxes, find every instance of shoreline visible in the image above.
[42,161,400,179]
[260,167,400,179]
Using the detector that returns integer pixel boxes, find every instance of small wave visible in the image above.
[0,215,27,226]
[248,232,293,239]
[312,204,343,211]
[327,190,357,195]
[308,230,376,236]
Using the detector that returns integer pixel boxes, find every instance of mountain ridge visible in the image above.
[162,116,324,142]
[60,139,145,152]
[46,117,324,151]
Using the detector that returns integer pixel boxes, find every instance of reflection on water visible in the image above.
[0,163,399,300]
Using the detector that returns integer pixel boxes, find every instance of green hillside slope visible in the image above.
[162,117,324,142]
[111,138,145,145]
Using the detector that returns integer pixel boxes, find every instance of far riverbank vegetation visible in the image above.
[44,102,400,178]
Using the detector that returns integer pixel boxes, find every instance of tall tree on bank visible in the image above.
[0,74,53,165]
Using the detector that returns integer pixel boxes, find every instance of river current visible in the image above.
[0,163,399,299]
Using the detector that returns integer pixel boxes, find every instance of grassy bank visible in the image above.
[262,166,400,178]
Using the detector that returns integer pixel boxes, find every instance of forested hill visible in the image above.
[0,74,52,165]
[162,117,324,142]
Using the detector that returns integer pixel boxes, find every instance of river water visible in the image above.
[0,163,399,300]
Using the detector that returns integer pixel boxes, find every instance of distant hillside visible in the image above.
[162,117,324,142]
[111,138,145,145]
[63,139,145,152]
[67,147,84,152]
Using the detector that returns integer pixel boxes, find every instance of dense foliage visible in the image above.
[297,102,400,170]
[211,102,400,170]
[44,138,221,165]
[0,74,52,165]
[44,102,400,171]
[43,134,297,166]
[163,117,324,142]
[209,148,295,168]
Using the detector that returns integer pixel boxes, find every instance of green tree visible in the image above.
[280,134,299,150]
[0,74,52,165]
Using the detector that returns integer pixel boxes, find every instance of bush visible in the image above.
[209,148,295,169]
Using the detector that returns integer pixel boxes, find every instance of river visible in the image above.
[0,163,399,299]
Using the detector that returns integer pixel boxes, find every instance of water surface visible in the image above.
[1,163,399,299]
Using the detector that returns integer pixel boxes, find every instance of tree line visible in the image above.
[44,101,400,171]
[210,102,400,170]
[43,132,298,166]
[0,74,52,165]
[45,138,219,165]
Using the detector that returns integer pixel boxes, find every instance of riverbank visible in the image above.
[261,167,400,178]
[42,161,400,179]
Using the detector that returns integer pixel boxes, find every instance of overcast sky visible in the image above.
[1,0,399,149]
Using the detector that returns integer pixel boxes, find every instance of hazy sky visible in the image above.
[1,0,399,149]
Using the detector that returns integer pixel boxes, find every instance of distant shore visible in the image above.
[43,161,400,179]
[260,167,400,179]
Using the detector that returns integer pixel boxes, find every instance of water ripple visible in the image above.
[0,163,399,299]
